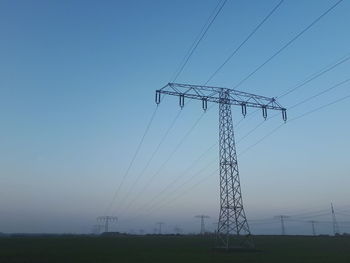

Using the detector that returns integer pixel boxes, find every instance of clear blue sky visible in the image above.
[0,0,349,235]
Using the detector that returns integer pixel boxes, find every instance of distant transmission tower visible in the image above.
[308,220,317,236]
[331,203,340,235]
[97,216,118,233]
[174,226,182,234]
[156,83,286,249]
[195,215,210,235]
[156,222,164,234]
[92,224,104,235]
[275,215,289,235]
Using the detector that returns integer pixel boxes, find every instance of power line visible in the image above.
[134,83,350,220]
[232,0,344,90]
[115,109,183,213]
[153,4,346,214]
[114,109,182,215]
[123,168,219,223]
[171,0,224,81]
[104,106,158,214]
[288,208,331,218]
[171,0,221,80]
[120,108,207,215]
[238,76,350,143]
[119,0,225,219]
[278,53,350,99]
[127,79,340,219]
[236,119,265,143]
[232,51,350,133]
[289,93,350,122]
[204,0,284,85]
[289,77,350,110]
[135,140,217,214]
[132,158,218,218]
[118,139,218,220]
[239,91,350,157]
[172,0,228,82]
[115,0,226,218]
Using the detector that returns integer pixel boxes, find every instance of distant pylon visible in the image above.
[331,203,340,235]
[92,224,104,234]
[308,220,317,236]
[174,226,182,234]
[195,215,210,235]
[156,222,164,234]
[97,216,118,232]
[275,215,289,235]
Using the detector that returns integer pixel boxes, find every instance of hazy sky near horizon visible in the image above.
[1,0,350,235]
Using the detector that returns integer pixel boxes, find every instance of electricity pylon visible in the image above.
[195,215,210,235]
[156,222,164,234]
[308,220,317,236]
[97,216,118,233]
[92,224,104,234]
[174,226,182,234]
[275,215,289,235]
[331,203,340,235]
[155,83,286,249]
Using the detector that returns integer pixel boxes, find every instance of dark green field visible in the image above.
[1,235,349,263]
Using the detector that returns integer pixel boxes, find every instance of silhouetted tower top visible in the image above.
[97,216,118,233]
[195,215,210,235]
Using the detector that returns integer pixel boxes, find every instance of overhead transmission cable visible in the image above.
[128,156,219,218]
[123,75,350,218]
[126,77,350,220]
[287,208,331,218]
[172,0,228,82]
[204,0,284,85]
[289,92,350,122]
[233,53,350,145]
[117,0,344,221]
[136,1,343,217]
[104,106,158,214]
[129,102,258,216]
[113,109,182,215]
[120,108,209,215]
[126,85,350,218]
[288,77,350,110]
[239,91,350,157]
[232,0,344,90]
[278,53,350,99]
[137,141,218,213]
[116,0,227,216]
[123,167,219,223]
[231,51,350,131]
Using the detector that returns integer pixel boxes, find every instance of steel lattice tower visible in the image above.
[217,91,251,248]
[155,83,286,249]
[331,203,340,235]
[275,215,289,235]
[97,216,118,233]
[195,215,210,235]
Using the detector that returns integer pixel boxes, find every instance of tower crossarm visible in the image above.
[156,83,286,120]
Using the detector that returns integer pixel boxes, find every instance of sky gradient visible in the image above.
[0,0,350,235]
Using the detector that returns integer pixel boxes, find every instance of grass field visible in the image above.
[0,235,349,263]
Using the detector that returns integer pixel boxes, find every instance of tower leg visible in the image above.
[217,91,253,249]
